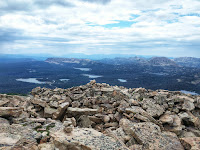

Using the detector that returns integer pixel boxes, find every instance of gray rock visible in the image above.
[51,127,129,150]
[142,98,165,117]
[130,122,184,150]
[67,107,98,116]
[0,107,23,117]
[52,102,69,120]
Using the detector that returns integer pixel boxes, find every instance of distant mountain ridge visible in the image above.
[45,56,200,68]
[149,57,178,67]
[174,57,200,68]
[45,57,97,65]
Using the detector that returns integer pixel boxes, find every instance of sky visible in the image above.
[0,0,200,57]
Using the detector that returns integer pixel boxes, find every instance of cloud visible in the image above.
[0,0,200,57]
[34,0,75,8]
[80,0,111,5]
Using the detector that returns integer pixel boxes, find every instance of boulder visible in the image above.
[50,127,129,150]
[141,98,165,117]
[125,106,146,114]
[179,112,200,128]
[176,96,195,103]
[180,137,200,150]
[44,107,57,118]
[130,122,184,150]
[0,117,10,125]
[52,102,69,120]
[182,100,195,111]
[160,113,183,135]
[0,124,37,149]
[31,99,47,107]
[77,115,92,128]
[38,143,55,150]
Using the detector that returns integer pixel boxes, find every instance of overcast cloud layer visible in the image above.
[0,0,200,57]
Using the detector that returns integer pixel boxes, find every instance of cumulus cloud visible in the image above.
[0,0,200,57]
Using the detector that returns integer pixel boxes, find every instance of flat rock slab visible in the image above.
[51,127,129,150]
[130,122,184,150]
[180,137,200,150]
[0,107,23,117]
[125,106,146,114]
[67,107,98,116]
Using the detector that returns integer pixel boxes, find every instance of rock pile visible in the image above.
[0,80,200,150]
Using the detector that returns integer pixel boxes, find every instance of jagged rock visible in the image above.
[50,127,129,150]
[160,112,183,135]
[26,118,47,123]
[52,102,69,120]
[64,125,74,133]
[67,107,98,116]
[129,122,184,150]
[103,115,110,123]
[182,100,195,111]
[44,107,57,118]
[1,81,200,149]
[0,133,21,148]
[180,137,200,150]
[0,99,10,106]
[159,112,174,125]
[88,116,102,124]
[0,124,37,149]
[0,107,23,117]
[38,143,55,150]
[0,117,9,125]
[101,88,114,93]
[176,95,195,103]
[125,106,146,114]
[104,122,118,128]
[129,144,144,150]
[77,115,92,128]
[63,117,76,127]
[112,127,127,143]
[31,99,47,107]
[179,112,200,128]
[49,101,59,108]
[179,131,197,138]
[141,98,165,117]
[128,99,139,106]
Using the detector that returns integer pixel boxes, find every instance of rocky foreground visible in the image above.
[0,80,200,150]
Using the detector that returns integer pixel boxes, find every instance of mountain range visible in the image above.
[0,55,200,94]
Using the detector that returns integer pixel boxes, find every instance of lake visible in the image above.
[60,79,70,82]
[16,78,46,84]
[82,74,103,78]
[181,90,199,95]
[74,68,91,71]
[118,79,127,82]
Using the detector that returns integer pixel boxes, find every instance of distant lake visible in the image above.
[82,74,102,78]
[16,78,46,84]
[28,69,36,73]
[60,79,70,82]
[118,79,127,82]
[74,68,91,71]
[181,90,199,95]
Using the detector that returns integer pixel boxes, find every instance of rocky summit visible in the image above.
[0,80,200,150]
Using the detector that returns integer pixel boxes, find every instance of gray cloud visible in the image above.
[34,0,75,8]
[0,0,74,14]
[0,28,24,43]
[0,0,31,13]
[80,0,111,5]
